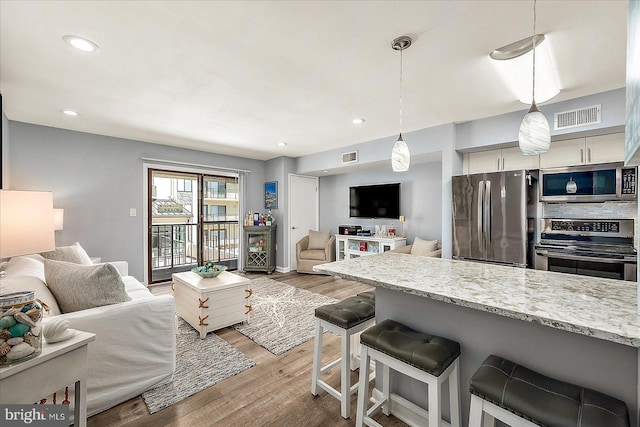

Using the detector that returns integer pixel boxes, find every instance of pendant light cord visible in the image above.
[532,0,537,104]
[399,46,403,135]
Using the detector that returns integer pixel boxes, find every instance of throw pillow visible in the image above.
[43,259,131,313]
[41,242,93,265]
[308,230,331,250]
[2,255,62,316]
[410,237,439,256]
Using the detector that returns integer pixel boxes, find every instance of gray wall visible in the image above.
[319,161,443,245]
[8,121,266,281]
[1,107,8,189]
[264,156,297,269]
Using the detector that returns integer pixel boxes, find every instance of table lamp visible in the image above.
[0,190,55,260]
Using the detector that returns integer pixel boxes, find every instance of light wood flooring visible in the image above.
[88,272,408,427]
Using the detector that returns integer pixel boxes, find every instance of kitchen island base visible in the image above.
[373,287,637,427]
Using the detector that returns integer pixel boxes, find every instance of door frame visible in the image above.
[287,173,319,272]
[143,162,240,285]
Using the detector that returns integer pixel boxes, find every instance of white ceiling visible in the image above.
[0,1,628,161]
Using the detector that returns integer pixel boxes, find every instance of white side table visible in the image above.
[0,331,96,427]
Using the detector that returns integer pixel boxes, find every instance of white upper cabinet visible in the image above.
[465,147,539,174]
[539,133,625,168]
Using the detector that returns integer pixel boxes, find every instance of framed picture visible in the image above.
[265,181,278,209]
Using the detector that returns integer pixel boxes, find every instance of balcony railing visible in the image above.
[150,221,239,282]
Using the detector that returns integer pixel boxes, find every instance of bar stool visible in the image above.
[469,354,630,427]
[356,318,462,427]
[356,291,375,301]
[311,295,376,419]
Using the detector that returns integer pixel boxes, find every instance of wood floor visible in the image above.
[88,272,409,427]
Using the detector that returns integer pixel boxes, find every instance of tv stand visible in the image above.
[335,235,406,260]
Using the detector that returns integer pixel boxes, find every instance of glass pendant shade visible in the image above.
[391,133,410,172]
[518,102,550,155]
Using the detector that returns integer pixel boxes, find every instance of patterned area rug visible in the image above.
[234,277,338,355]
[142,318,255,414]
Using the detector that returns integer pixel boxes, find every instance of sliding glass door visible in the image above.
[148,169,239,283]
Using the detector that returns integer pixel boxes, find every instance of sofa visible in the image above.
[389,237,442,257]
[296,230,336,274]
[1,253,176,418]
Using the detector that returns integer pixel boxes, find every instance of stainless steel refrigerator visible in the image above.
[452,170,537,267]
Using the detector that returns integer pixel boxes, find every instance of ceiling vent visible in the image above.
[341,150,358,165]
[554,104,601,130]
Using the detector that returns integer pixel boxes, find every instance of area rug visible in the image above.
[233,277,338,355]
[142,318,255,414]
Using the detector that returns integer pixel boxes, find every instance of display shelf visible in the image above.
[244,225,276,273]
[335,234,406,260]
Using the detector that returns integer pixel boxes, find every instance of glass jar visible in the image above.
[0,291,43,365]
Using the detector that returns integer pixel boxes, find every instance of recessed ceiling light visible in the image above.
[63,35,100,53]
[323,170,330,173]
[352,118,365,125]
[61,110,79,116]
[278,142,287,147]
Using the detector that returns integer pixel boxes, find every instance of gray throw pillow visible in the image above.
[41,242,93,265]
[44,259,131,313]
[308,230,331,250]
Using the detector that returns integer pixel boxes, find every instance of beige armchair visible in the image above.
[296,231,336,274]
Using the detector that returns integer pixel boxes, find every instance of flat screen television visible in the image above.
[349,183,401,219]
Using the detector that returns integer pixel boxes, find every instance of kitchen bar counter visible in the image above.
[315,253,640,347]
[315,254,639,426]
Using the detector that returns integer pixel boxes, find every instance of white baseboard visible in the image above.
[275,266,290,273]
[370,388,451,427]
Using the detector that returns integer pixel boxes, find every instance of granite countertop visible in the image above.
[314,254,640,348]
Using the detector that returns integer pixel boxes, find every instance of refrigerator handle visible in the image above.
[478,180,484,253]
[485,180,492,248]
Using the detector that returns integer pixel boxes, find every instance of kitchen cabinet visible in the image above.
[539,133,625,168]
[465,147,540,174]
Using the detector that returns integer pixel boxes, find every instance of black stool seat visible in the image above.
[315,295,375,329]
[356,291,375,301]
[470,355,630,427]
[360,319,460,376]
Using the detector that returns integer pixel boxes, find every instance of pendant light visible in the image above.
[518,0,551,155]
[391,36,412,172]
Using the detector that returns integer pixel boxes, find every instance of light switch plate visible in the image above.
[130,208,136,217]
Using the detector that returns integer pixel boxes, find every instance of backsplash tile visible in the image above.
[542,201,638,219]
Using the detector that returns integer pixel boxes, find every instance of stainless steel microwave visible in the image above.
[539,162,637,202]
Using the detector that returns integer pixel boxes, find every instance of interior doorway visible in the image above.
[288,174,319,271]
[148,169,240,283]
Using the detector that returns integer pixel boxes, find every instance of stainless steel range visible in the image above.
[534,219,637,281]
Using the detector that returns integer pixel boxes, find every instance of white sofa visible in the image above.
[1,255,176,418]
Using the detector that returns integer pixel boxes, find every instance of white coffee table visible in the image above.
[0,330,96,427]
[172,271,252,339]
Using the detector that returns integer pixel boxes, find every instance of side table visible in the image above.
[0,331,96,427]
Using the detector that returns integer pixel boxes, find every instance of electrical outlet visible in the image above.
[130,208,137,217]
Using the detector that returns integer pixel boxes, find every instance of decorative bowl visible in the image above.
[192,264,228,278]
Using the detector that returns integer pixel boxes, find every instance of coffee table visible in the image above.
[172,271,252,339]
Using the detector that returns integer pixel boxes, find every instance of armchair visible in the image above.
[296,231,336,274]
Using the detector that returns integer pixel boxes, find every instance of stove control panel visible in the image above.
[551,220,619,233]
[541,218,634,238]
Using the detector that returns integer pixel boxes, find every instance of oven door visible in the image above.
[535,249,637,281]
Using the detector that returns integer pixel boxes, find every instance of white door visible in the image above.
[289,174,319,271]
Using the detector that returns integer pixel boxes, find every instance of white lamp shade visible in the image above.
[0,190,55,258]
[391,135,410,172]
[53,208,64,231]
[519,109,551,155]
